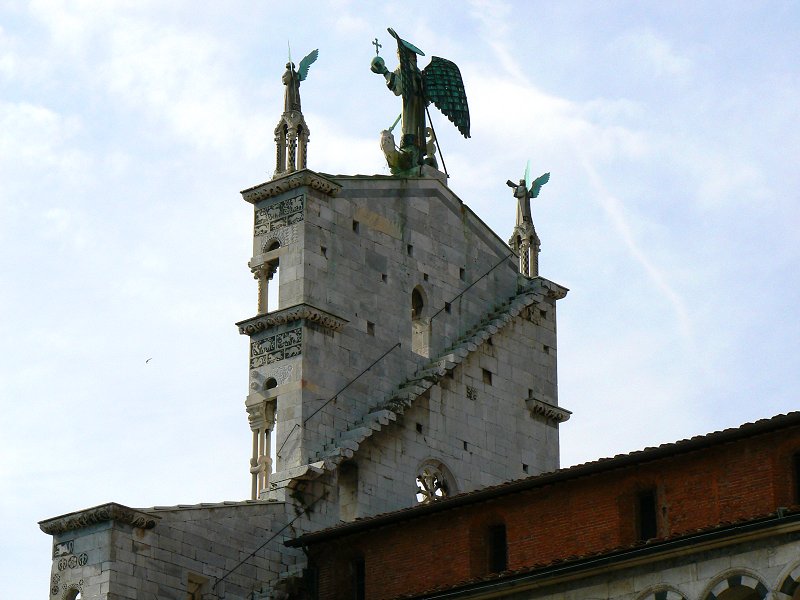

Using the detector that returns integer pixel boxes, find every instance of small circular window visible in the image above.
[415,459,456,504]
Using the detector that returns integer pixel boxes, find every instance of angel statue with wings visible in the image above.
[371,28,470,173]
[508,162,550,277]
[283,48,318,113]
[273,48,318,178]
[507,163,550,226]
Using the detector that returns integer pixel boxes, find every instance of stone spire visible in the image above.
[273,49,318,178]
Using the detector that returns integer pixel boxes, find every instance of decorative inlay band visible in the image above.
[255,194,304,236]
[241,169,341,204]
[250,327,302,368]
[39,503,159,535]
[237,303,349,336]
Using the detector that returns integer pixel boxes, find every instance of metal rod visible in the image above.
[275,423,300,458]
[425,105,448,178]
[429,251,515,324]
[304,342,401,424]
[211,491,326,592]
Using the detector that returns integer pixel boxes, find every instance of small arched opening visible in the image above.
[255,240,281,315]
[704,574,768,600]
[264,377,278,391]
[338,461,359,522]
[411,287,424,319]
[415,458,456,504]
[411,285,430,357]
[467,511,507,578]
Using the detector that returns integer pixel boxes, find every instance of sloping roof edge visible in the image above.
[287,411,800,547]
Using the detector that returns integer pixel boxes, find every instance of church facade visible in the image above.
[39,33,799,600]
[39,137,570,600]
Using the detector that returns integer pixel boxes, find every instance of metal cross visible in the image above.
[372,37,382,55]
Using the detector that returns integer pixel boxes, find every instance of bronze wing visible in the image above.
[298,49,319,82]
[422,57,470,139]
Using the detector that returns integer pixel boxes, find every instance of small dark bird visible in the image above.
[145,358,152,364]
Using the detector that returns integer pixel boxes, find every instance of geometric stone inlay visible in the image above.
[780,564,800,597]
[255,193,304,236]
[706,574,769,600]
[637,587,688,600]
[250,327,302,369]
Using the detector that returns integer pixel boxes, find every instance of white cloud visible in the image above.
[467,0,526,81]
[0,101,82,164]
[614,29,692,79]
[579,157,693,341]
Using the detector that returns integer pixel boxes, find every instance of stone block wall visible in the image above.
[341,313,564,519]
[241,171,566,499]
[41,501,294,600]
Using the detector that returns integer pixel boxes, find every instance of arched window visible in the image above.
[704,573,768,600]
[411,287,424,319]
[468,512,507,578]
[487,523,507,573]
[411,285,430,357]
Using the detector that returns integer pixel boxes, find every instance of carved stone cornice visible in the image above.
[38,502,159,535]
[236,303,349,336]
[523,276,569,301]
[241,169,341,204]
[525,397,572,423]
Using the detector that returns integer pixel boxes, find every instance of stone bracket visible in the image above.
[525,397,572,423]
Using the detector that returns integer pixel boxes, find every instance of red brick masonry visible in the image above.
[288,412,800,599]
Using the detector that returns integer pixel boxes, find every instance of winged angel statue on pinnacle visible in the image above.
[283,48,318,113]
[371,28,470,174]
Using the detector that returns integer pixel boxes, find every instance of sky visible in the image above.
[2,1,799,596]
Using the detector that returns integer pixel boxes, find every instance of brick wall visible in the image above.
[307,423,800,600]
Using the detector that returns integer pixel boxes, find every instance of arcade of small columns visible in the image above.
[510,222,541,278]
[274,110,309,178]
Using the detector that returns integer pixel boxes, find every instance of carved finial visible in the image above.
[273,49,319,179]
